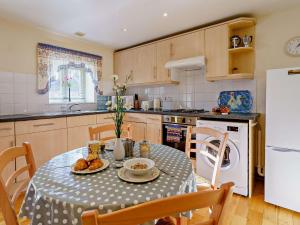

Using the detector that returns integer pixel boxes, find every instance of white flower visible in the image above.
[112,74,119,81]
[105,101,112,106]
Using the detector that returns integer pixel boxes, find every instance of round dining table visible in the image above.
[19,144,196,225]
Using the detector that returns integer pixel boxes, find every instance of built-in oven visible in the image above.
[162,115,197,157]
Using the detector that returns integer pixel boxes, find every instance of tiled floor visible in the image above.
[1,181,299,225]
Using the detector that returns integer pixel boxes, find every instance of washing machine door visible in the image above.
[201,136,240,171]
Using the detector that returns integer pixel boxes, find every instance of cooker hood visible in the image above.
[165,56,205,70]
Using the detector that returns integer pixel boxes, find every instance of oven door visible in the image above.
[162,123,187,152]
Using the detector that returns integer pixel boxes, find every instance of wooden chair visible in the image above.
[0,142,36,225]
[185,126,229,190]
[89,123,132,142]
[81,182,234,225]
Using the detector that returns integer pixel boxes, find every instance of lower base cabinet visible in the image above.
[0,136,15,182]
[16,129,68,170]
[146,123,162,144]
[68,125,92,150]
[130,122,146,142]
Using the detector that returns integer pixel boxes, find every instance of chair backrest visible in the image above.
[185,126,229,188]
[89,123,132,142]
[0,142,36,225]
[81,182,234,225]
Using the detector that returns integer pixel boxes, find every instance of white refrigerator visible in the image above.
[265,67,300,212]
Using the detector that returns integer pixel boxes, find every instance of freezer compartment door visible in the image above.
[265,146,300,212]
[266,68,300,149]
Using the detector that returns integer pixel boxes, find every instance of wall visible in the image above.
[128,69,256,111]
[254,5,300,163]
[0,17,114,114]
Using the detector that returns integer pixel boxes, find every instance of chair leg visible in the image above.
[176,217,188,225]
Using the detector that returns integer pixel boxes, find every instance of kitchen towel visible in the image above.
[166,124,182,143]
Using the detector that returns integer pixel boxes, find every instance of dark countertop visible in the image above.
[0,109,259,123]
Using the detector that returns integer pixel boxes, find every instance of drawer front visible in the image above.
[67,115,97,128]
[124,113,146,123]
[0,122,14,137]
[146,114,162,124]
[96,113,114,124]
[15,118,67,135]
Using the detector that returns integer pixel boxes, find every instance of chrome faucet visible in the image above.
[68,104,81,112]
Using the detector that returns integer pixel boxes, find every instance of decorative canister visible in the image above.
[139,140,150,158]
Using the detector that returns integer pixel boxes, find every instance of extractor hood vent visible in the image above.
[165,56,205,71]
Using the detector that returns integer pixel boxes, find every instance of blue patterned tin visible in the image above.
[218,90,253,113]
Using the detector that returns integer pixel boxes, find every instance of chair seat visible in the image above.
[195,174,211,191]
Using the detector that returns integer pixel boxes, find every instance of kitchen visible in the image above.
[0,1,300,225]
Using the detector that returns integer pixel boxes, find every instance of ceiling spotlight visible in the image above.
[74,32,85,37]
[123,28,127,32]
[163,12,168,17]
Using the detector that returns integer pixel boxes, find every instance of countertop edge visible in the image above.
[0,110,260,123]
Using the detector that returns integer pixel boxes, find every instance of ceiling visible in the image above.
[0,0,299,49]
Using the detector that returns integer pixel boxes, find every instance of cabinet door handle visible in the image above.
[10,140,14,147]
[288,70,300,75]
[33,123,55,127]
[0,127,12,131]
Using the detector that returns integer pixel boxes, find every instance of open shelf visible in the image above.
[207,73,254,81]
[228,47,254,54]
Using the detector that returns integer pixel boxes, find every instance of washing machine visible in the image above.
[196,120,248,196]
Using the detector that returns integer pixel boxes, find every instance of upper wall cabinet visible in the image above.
[205,25,229,80]
[156,39,172,82]
[170,31,204,60]
[114,17,255,84]
[134,44,156,84]
[114,49,136,83]
[205,18,256,81]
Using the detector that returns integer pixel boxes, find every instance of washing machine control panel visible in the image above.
[227,126,239,132]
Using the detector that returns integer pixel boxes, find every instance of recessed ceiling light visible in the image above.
[163,12,168,17]
[123,28,127,32]
[74,32,85,37]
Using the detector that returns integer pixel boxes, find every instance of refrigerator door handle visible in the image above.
[267,146,300,153]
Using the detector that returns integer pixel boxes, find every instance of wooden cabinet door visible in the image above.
[156,39,171,82]
[130,122,146,142]
[0,136,15,182]
[67,115,97,150]
[134,44,156,83]
[114,49,135,83]
[16,129,68,169]
[146,123,162,144]
[170,30,204,60]
[204,25,229,79]
[68,125,91,150]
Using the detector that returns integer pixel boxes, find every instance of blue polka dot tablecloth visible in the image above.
[19,144,196,225]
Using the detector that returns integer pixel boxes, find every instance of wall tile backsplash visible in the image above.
[0,71,97,115]
[0,69,256,115]
[127,69,257,111]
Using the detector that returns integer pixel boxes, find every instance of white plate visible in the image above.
[118,167,160,183]
[71,159,110,174]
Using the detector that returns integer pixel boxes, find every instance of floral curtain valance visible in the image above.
[37,43,102,94]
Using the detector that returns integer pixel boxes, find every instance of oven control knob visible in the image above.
[165,117,170,121]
